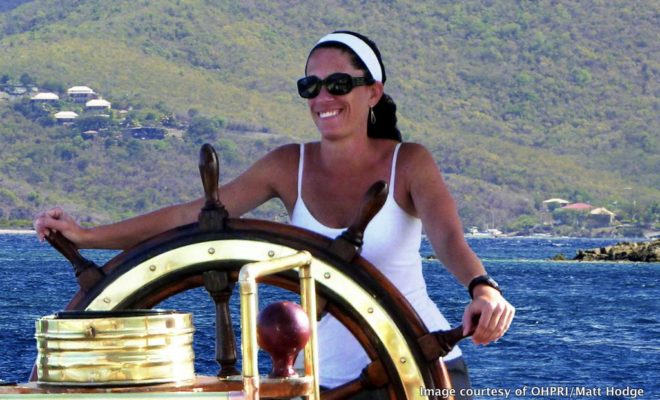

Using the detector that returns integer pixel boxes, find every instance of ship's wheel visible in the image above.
[35,144,471,400]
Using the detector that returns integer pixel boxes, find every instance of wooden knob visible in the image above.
[45,231,104,292]
[198,143,228,230]
[344,180,388,244]
[199,143,220,207]
[257,301,311,378]
[329,180,388,260]
[418,315,479,361]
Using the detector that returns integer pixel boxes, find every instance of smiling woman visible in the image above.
[33,30,514,400]
[286,31,512,399]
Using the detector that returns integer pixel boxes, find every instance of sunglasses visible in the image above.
[297,72,374,99]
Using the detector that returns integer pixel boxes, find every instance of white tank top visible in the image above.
[290,143,461,387]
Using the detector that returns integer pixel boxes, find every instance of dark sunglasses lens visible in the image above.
[325,73,353,96]
[297,76,321,99]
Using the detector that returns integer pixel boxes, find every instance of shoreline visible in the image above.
[0,229,35,235]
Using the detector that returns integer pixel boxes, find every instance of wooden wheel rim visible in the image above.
[60,220,448,399]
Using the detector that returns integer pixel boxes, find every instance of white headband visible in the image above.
[315,33,383,82]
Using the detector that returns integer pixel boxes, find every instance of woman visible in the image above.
[34,31,514,397]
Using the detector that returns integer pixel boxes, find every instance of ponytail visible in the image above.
[368,93,402,142]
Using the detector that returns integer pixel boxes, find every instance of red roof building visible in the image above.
[561,203,593,210]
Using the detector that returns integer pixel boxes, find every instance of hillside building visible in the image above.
[67,86,96,103]
[542,198,570,211]
[54,111,78,123]
[589,207,616,227]
[561,203,593,211]
[85,98,111,111]
[551,203,594,227]
[81,130,98,140]
[30,92,60,102]
[126,127,166,140]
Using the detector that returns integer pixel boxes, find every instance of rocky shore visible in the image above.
[572,239,660,262]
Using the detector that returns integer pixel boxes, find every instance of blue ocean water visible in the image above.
[0,233,657,399]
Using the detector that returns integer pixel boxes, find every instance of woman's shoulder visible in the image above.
[397,142,435,167]
[268,142,300,155]
[399,141,429,153]
[242,143,301,198]
[253,142,318,176]
[258,143,300,164]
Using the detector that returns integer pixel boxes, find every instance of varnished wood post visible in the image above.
[329,181,388,261]
[46,231,104,293]
[418,315,478,362]
[198,143,228,230]
[203,270,239,377]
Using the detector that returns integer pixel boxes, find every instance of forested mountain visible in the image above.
[0,0,657,231]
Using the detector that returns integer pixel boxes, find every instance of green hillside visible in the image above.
[0,0,657,233]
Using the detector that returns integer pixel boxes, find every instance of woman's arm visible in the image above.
[34,144,298,250]
[403,143,515,345]
[34,200,203,250]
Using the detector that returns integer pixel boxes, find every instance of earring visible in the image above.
[369,107,376,124]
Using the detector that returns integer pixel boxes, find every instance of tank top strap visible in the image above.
[388,143,402,197]
[297,143,305,198]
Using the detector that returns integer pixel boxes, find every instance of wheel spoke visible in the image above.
[203,270,239,377]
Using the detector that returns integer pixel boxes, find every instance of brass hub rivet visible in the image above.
[103,297,111,304]
[324,272,331,279]
[400,357,407,364]
[268,250,275,257]
[208,248,215,255]
[367,307,374,313]
[149,265,157,272]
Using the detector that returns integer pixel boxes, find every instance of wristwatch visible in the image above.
[468,275,501,299]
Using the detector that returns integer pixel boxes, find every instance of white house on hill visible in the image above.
[67,86,96,102]
[85,98,111,110]
[542,198,570,211]
[31,92,60,102]
[54,111,78,122]
[589,207,616,226]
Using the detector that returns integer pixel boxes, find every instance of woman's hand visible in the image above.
[462,285,515,345]
[33,207,86,246]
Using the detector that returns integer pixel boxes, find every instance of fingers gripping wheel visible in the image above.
[45,231,104,293]
[39,144,472,399]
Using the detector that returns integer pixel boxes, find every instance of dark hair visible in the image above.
[308,31,402,142]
